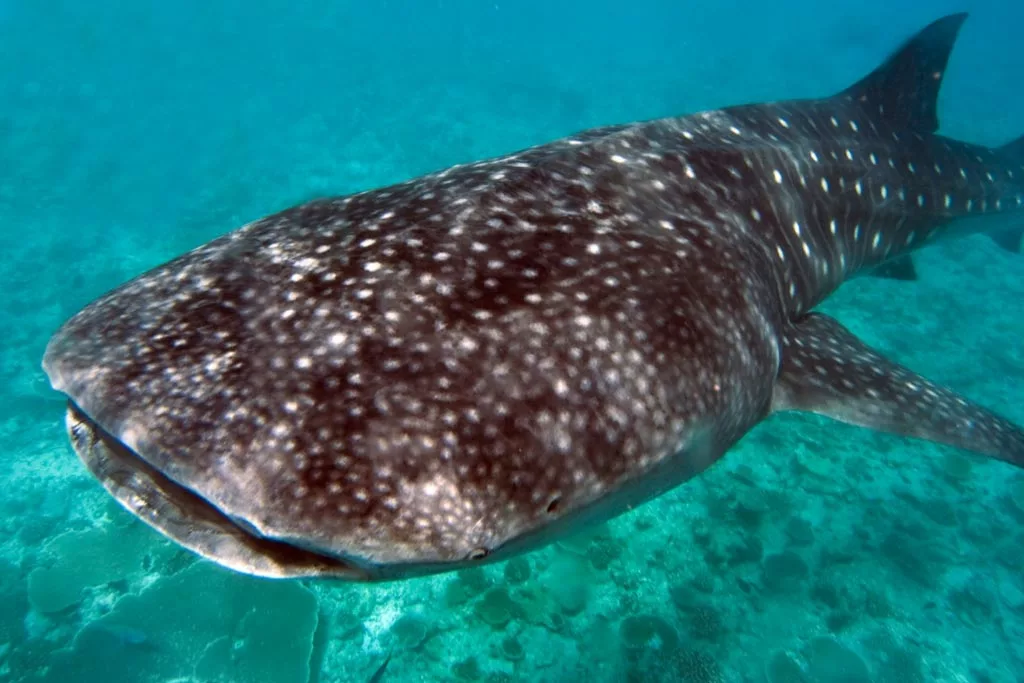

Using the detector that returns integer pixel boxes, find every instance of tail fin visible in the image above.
[838,13,968,133]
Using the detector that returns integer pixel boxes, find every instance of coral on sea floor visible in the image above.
[35,561,319,683]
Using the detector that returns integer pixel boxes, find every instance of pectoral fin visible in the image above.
[771,313,1024,466]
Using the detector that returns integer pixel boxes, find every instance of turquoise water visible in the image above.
[2,1,1024,681]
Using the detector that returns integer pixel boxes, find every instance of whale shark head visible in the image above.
[44,198,728,580]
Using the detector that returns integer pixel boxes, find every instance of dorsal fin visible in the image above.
[998,134,1024,163]
[839,13,968,133]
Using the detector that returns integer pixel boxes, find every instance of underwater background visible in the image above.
[1,0,1023,681]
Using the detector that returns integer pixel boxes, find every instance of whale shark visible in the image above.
[43,13,1024,580]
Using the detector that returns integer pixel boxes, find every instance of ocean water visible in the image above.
[1,0,1023,681]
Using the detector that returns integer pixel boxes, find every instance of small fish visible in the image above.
[43,13,1024,582]
[367,653,392,683]
[91,622,154,650]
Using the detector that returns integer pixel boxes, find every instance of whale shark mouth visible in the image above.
[62,401,372,580]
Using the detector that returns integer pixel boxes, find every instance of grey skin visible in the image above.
[43,13,1024,581]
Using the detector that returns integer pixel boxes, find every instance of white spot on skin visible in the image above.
[773,169,783,184]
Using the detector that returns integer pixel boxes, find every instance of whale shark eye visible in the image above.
[467,548,489,561]
[546,496,562,514]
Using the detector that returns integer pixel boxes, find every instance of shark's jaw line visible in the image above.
[64,401,375,580]
[64,397,718,580]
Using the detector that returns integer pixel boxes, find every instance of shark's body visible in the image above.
[43,14,1024,580]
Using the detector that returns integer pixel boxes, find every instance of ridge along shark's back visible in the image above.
[42,13,1024,580]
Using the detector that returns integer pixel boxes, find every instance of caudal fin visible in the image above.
[838,13,968,133]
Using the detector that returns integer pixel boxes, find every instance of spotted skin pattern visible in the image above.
[43,14,1024,580]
